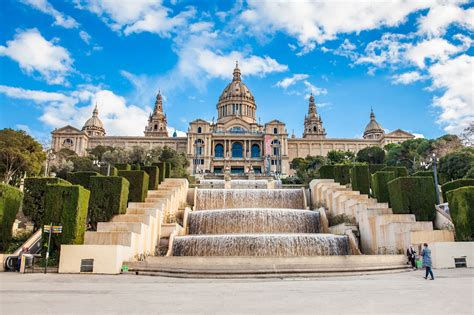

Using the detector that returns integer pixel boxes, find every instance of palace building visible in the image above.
[51,63,415,175]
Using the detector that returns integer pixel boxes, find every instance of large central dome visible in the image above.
[216,62,257,125]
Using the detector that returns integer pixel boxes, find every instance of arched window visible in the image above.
[215,144,224,158]
[271,140,280,156]
[232,142,243,158]
[195,139,204,156]
[197,127,202,134]
[313,126,317,132]
[154,124,158,130]
[251,144,260,158]
[273,127,278,134]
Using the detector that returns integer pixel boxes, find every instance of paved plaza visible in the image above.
[0,268,473,314]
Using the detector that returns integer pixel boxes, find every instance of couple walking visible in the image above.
[407,243,434,280]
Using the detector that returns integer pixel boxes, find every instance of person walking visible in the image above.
[421,243,434,280]
[406,245,417,270]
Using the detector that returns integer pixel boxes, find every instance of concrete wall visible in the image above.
[430,242,474,269]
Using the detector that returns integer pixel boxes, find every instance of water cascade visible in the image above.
[195,189,306,210]
[198,179,270,189]
[188,208,320,234]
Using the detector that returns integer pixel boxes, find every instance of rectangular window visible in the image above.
[80,259,94,272]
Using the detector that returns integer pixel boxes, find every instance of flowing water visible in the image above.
[195,189,305,210]
[199,179,270,189]
[172,234,349,256]
[188,208,320,234]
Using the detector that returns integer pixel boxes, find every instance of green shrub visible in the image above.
[0,184,23,251]
[88,176,129,230]
[141,166,159,190]
[115,163,131,171]
[447,186,474,241]
[131,164,141,170]
[166,163,172,178]
[413,171,434,178]
[371,171,395,203]
[66,171,102,190]
[441,179,474,202]
[369,164,387,175]
[334,165,351,185]
[99,165,118,176]
[43,184,90,253]
[382,166,409,178]
[153,162,167,183]
[117,170,149,202]
[23,177,71,229]
[319,165,335,179]
[388,176,437,221]
[350,165,370,194]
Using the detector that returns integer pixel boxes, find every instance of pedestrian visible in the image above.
[406,245,417,270]
[421,243,434,280]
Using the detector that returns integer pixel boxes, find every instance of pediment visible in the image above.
[51,125,84,134]
[265,119,285,125]
[222,117,253,130]
[189,119,210,125]
[385,129,414,138]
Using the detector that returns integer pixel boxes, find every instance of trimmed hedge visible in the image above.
[447,186,474,241]
[23,177,71,229]
[115,163,131,171]
[99,165,118,176]
[153,162,167,183]
[66,171,102,190]
[43,184,90,252]
[388,176,437,221]
[382,166,409,178]
[441,179,474,202]
[319,165,335,179]
[0,184,23,252]
[413,171,434,178]
[350,165,370,195]
[334,165,351,185]
[141,166,159,190]
[371,171,395,203]
[369,164,387,175]
[166,163,172,178]
[131,164,141,171]
[88,176,129,230]
[117,170,149,202]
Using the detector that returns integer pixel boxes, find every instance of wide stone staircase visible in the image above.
[59,179,188,274]
[310,179,454,255]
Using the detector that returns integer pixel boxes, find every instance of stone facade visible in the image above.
[51,63,414,175]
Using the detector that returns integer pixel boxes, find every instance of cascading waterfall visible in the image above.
[195,189,305,210]
[188,208,320,234]
[172,234,349,256]
[198,179,270,189]
[173,185,350,257]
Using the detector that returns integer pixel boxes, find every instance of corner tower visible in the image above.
[303,94,326,139]
[145,91,168,137]
[216,62,257,125]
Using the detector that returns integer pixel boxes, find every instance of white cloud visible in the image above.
[428,54,473,134]
[0,85,75,104]
[405,37,471,68]
[79,31,91,44]
[241,0,436,53]
[276,74,309,89]
[21,0,79,29]
[195,50,288,80]
[76,0,195,36]
[418,3,474,37]
[0,29,74,85]
[303,81,327,96]
[356,33,409,68]
[392,71,427,85]
[166,126,186,137]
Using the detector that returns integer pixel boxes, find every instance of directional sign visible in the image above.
[43,225,62,233]
[52,226,62,234]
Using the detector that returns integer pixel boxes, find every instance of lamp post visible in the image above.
[421,153,441,205]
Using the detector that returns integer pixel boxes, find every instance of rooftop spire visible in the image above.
[370,107,375,120]
[233,60,241,82]
[93,103,99,116]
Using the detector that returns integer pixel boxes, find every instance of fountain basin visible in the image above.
[188,208,320,234]
[172,234,349,256]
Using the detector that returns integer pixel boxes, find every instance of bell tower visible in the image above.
[144,91,168,137]
[303,94,326,139]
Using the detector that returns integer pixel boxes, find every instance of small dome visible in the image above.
[82,104,105,136]
[364,110,383,133]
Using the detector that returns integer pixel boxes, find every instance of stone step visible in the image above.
[97,222,145,234]
[112,214,152,225]
[84,231,136,246]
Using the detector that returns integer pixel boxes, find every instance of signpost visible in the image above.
[43,224,62,274]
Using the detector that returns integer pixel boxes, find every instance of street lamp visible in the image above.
[420,153,441,205]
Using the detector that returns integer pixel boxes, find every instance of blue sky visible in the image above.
[0,0,472,143]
